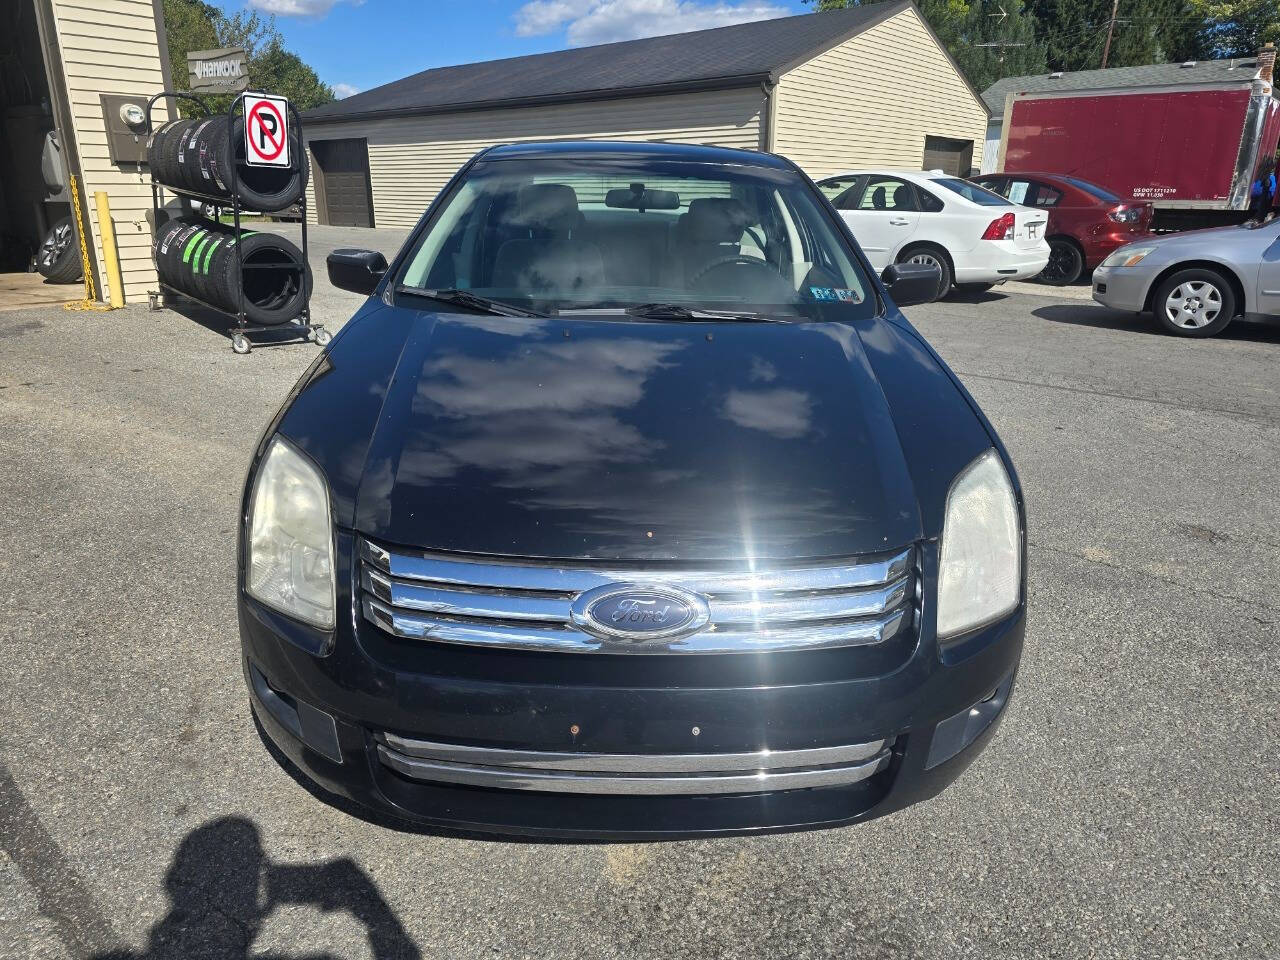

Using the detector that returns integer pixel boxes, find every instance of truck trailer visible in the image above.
[994,67,1280,231]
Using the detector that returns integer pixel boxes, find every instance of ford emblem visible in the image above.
[570,583,711,644]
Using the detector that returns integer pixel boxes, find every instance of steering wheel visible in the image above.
[688,255,781,289]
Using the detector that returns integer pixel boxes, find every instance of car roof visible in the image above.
[974,171,1075,183]
[819,169,954,183]
[480,140,794,169]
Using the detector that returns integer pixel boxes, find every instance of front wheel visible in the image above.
[897,246,951,301]
[1151,269,1236,337]
[1038,239,1084,285]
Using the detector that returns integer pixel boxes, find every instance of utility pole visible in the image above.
[1101,0,1120,68]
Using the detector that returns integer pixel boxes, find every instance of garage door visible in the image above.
[311,138,374,227]
[922,136,975,177]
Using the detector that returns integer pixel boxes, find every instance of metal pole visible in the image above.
[1101,0,1120,68]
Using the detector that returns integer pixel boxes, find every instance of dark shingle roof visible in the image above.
[306,1,910,123]
[982,57,1265,113]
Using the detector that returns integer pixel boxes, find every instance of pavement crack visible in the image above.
[0,762,120,958]
[954,370,1276,424]
[1029,540,1280,617]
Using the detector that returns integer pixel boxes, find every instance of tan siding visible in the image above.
[305,87,764,228]
[50,0,168,302]
[773,7,988,180]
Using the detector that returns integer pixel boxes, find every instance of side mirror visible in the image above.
[880,262,940,307]
[327,249,388,296]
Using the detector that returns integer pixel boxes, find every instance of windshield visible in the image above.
[1062,176,1122,202]
[937,179,1010,206]
[397,157,873,320]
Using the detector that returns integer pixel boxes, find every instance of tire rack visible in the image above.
[143,90,327,354]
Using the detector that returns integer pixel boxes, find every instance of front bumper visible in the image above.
[1091,264,1150,311]
[240,533,1024,839]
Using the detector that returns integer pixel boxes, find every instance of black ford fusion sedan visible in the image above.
[239,141,1025,838]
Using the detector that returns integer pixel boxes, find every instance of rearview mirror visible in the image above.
[327,249,388,296]
[604,185,680,210]
[880,262,940,307]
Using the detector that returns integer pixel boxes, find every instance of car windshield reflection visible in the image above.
[396,158,873,321]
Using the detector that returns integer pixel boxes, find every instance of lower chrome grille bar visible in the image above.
[376,734,892,795]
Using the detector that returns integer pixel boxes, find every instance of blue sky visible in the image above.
[214,0,811,99]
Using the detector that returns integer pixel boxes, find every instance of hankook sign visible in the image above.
[186,47,249,93]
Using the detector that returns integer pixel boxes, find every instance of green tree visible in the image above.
[161,0,220,99]
[1190,0,1280,57]
[214,10,335,110]
[1028,0,1209,71]
[160,0,334,114]
[949,1,1050,91]
[806,1,1048,91]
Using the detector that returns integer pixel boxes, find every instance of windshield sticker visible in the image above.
[835,288,861,303]
[809,286,837,301]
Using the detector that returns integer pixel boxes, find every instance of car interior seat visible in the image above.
[674,197,753,283]
[491,184,604,297]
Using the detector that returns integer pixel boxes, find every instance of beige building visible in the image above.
[301,0,988,229]
[0,0,171,308]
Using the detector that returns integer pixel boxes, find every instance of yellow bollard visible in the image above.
[93,191,125,308]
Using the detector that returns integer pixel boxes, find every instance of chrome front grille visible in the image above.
[359,538,915,655]
[376,732,893,794]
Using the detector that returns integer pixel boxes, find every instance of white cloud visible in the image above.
[331,82,360,98]
[514,0,597,36]
[248,0,353,17]
[514,0,789,46]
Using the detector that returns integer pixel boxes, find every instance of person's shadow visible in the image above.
[93,816,421,960]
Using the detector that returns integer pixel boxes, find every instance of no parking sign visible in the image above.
[244,93,290,168]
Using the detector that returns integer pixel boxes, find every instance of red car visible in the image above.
[969,173,1153,285]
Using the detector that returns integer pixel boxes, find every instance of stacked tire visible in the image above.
[153,217,311,326]
[147,116,308,212]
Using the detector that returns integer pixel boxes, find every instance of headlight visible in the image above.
[246,436,336,628]
[1101,245,1154,268]
[937,449,1021,639]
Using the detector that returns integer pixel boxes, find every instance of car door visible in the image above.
[834,175,922,270]
[1252,222,1280,316]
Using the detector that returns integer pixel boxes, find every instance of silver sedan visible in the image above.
[1092,219,1280,337]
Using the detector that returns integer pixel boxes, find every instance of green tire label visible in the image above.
[201,239,222,274]
[188,234,212,271]
[182,229,207,264]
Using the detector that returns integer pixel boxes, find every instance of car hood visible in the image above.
[1141,223,1266,255]
[335,310,935,562]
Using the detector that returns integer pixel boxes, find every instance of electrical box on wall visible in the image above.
[99,93,152,164]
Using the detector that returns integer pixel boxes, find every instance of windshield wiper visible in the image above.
[394,285,545,318]
[624,303,790,322]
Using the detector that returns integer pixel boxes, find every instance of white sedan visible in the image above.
[814,169,1050,299]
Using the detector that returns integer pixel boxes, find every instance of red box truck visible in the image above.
[995,78,1280,230]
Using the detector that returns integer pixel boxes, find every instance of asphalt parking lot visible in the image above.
[2,224,1278,959]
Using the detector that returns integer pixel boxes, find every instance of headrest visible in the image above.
[516,183,580,233]
[686,197,750,243]
[871,187,886,209]
[892,185,911,208]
